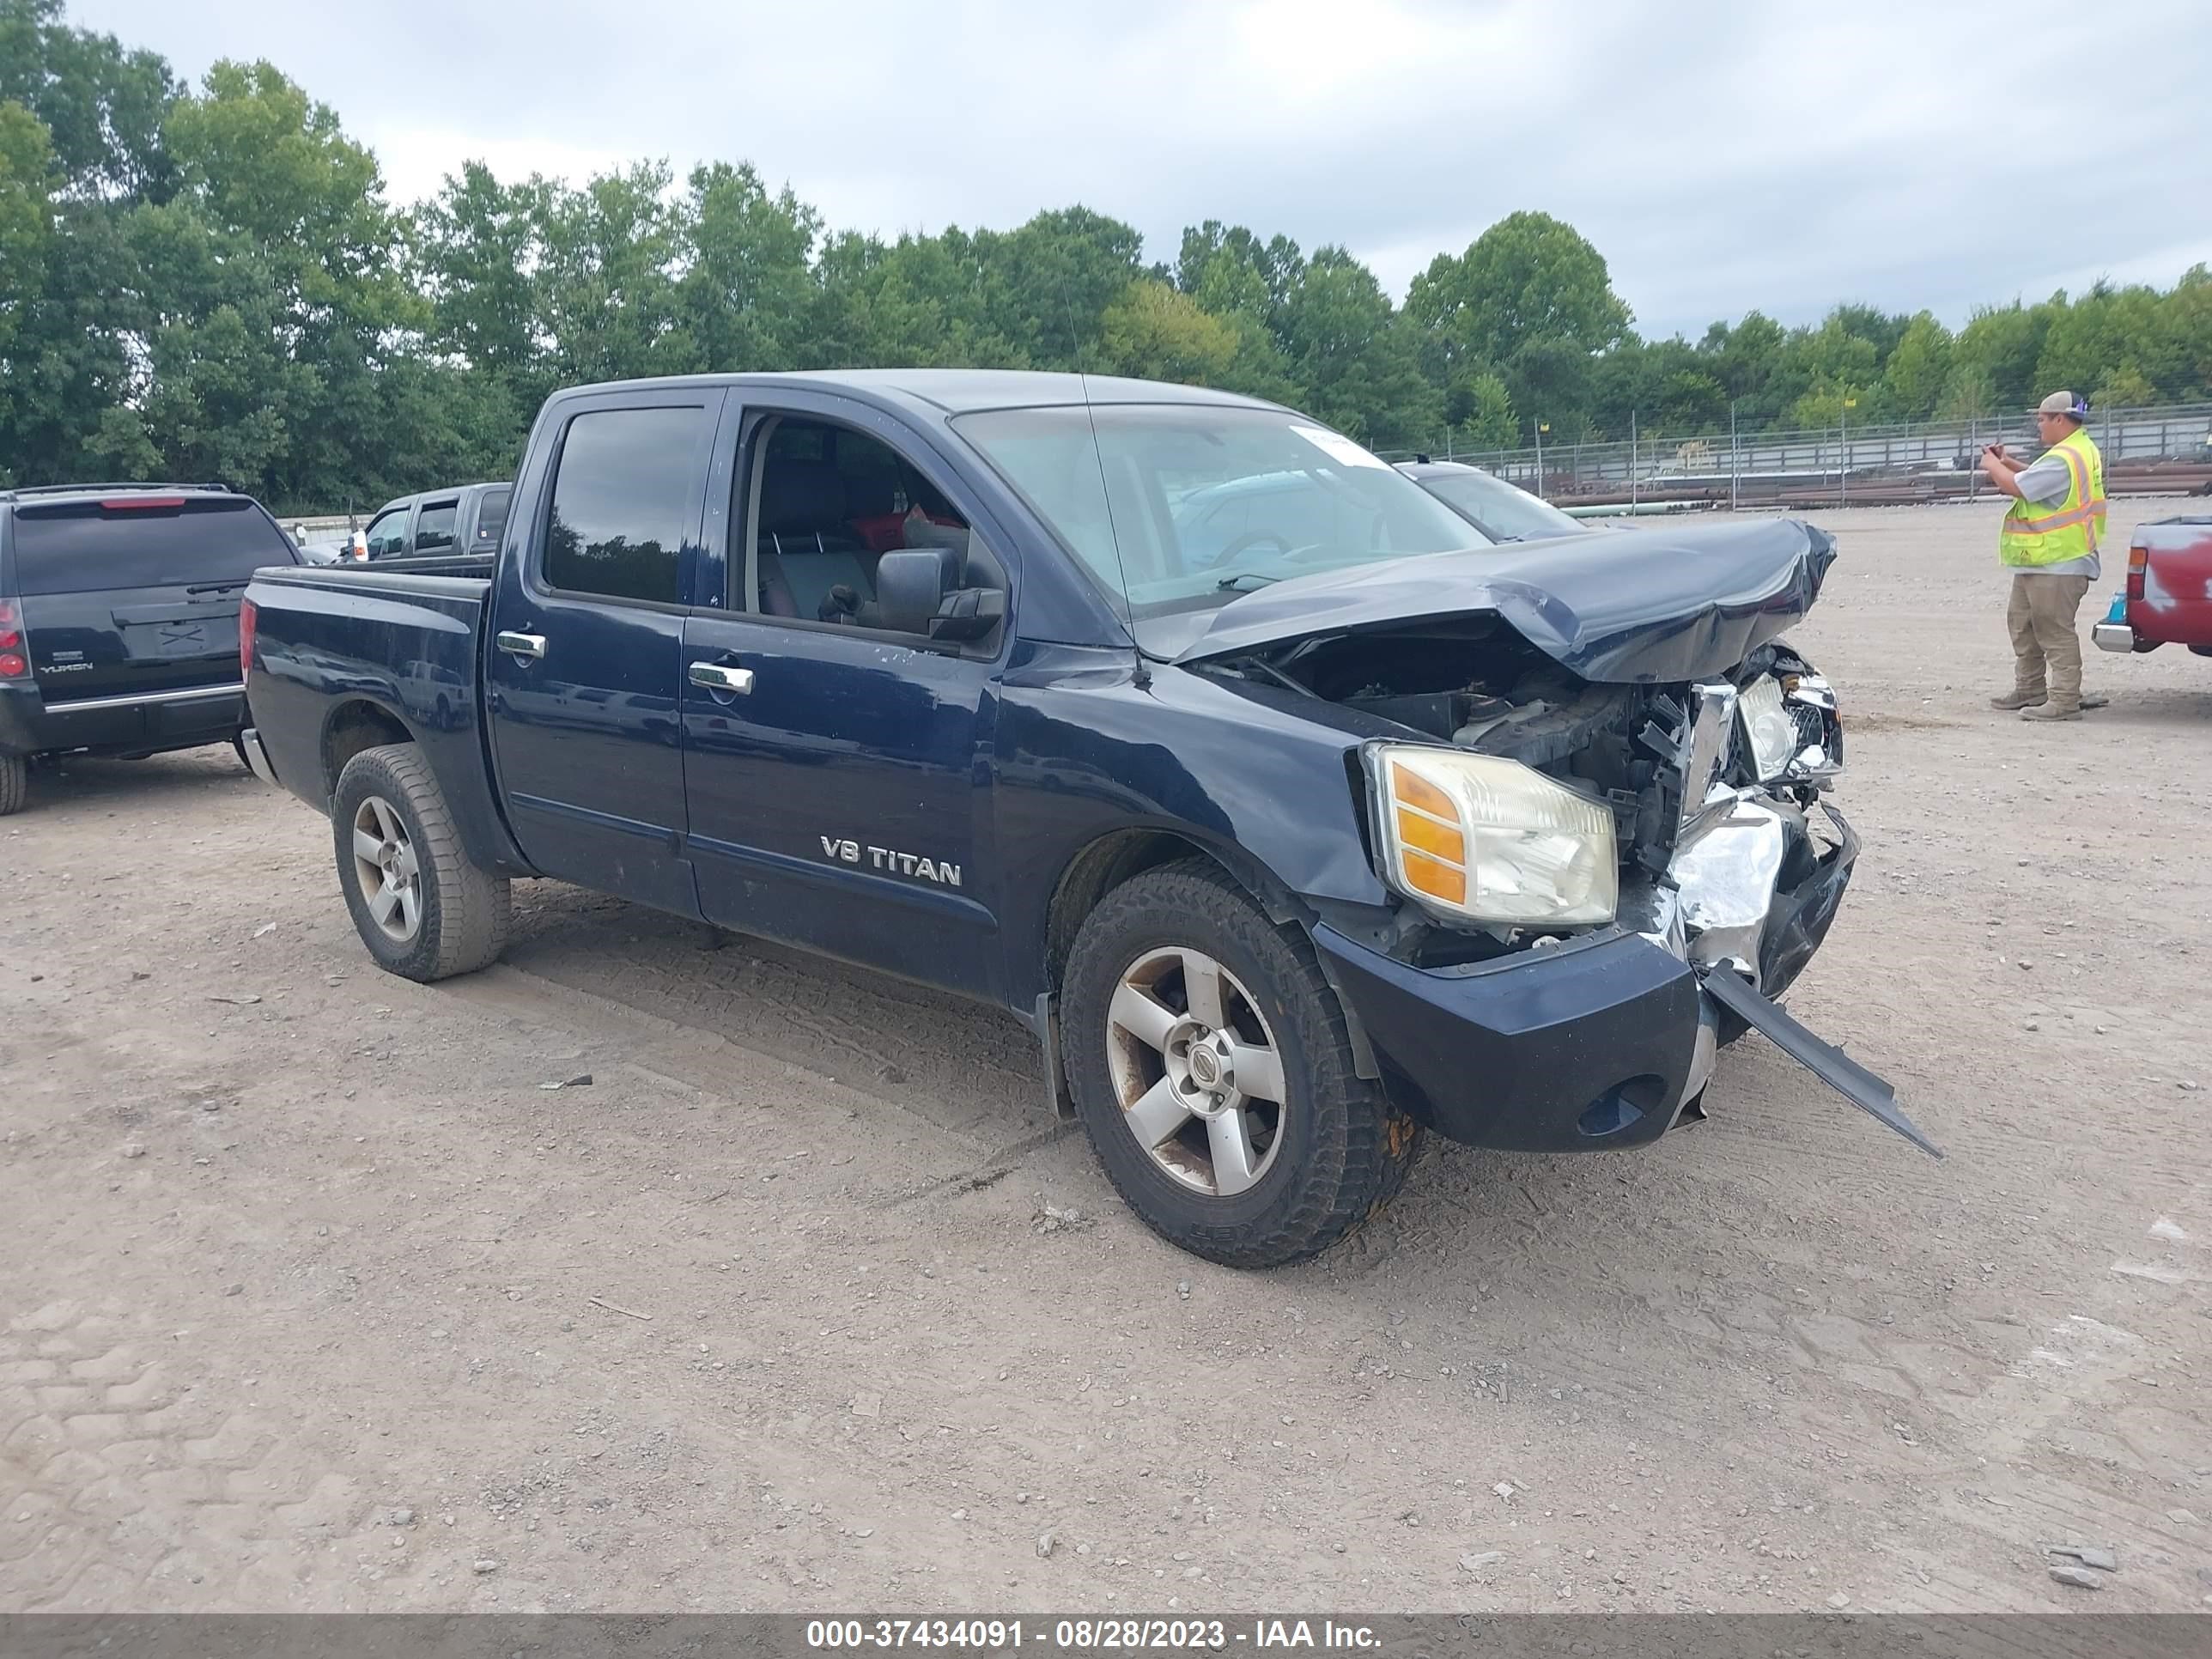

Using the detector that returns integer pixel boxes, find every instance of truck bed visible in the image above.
[243,561,529,873]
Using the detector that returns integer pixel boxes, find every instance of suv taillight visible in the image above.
[0,599,27,681]
[239,596,258,682]
[2127,544,2148,604]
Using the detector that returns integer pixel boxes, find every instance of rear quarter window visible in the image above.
[9,498,298,595]
[473,487,512,549]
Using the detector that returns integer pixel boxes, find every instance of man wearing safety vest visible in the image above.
[1978,390,2109,721]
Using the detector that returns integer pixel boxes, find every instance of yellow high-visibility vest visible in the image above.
[1999,427,2106,568]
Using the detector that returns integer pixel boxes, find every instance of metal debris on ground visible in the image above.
[539,1074,593,1091]
[2045,1544,2118,1571]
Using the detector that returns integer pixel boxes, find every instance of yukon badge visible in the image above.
[820,836,962,889]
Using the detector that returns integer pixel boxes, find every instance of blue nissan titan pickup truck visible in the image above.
[240,369,1936,1267]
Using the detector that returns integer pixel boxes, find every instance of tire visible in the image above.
[1060,859,1421,1269]
[331,743,510,982]
[232,732,253,773]
[0,751,25,817]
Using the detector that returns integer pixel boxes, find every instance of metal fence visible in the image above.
[1376,401,2212,505]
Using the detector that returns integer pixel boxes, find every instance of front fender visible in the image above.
[994,644,1398,1015]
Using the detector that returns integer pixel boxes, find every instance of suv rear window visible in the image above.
[10,497,297,595]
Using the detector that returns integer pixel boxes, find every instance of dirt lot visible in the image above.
[3,499,2209,1615]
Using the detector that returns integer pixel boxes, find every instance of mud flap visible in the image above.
[1698,967,1942,1159]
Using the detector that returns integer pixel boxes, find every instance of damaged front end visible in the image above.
[1200,611,1938,1158]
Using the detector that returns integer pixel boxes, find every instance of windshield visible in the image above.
[952,404,1489,651]
[1412,465,1585,541]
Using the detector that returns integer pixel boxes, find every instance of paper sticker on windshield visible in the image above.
[1291,425,1390,470]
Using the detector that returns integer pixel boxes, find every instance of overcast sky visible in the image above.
[69,0,2212,339]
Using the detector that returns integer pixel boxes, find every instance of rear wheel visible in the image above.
[331,744,510,981]
[0,751,25,817]
[1060,860,1421,1269]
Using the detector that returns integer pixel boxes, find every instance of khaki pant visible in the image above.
[2006,572,2093,708]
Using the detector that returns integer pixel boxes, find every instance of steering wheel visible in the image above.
[1200,529,1293,568]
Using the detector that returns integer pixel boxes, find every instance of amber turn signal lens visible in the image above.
[1399,849,1468,905]
[1389,762,1456,821]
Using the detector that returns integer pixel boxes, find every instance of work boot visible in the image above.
[2022,698,2082,722]
[1990,687,2045,710]
[2080,692,2109,711]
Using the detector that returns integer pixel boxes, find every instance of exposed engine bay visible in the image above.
[1206,611,1853,1001]
[1176,517,1935,1157]
[1197,614,1938,1152]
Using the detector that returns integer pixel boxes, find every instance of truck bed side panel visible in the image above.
[246,567,534,874]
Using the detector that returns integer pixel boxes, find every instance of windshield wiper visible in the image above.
[1215,572,1281,591]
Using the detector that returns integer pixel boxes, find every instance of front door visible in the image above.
[484,390,721,916]
[678,398,1009,998]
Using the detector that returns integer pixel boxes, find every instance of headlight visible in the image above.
[1369,744,1618,927]
[1736,677,1799,781]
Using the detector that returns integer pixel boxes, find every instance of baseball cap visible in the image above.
[2034,390,2090,419]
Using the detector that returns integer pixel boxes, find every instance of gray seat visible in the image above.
[757,460,872,619]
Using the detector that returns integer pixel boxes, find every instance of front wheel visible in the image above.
[1060,860,1421,1269]
[331,744,510,981]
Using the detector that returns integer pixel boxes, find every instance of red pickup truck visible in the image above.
[2095,515,2212,659]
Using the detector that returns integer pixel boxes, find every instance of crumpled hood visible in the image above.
[1170,518,1838,684]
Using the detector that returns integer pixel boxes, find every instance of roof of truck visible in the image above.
[550,368,1289,417]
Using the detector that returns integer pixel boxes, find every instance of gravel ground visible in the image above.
[3,498,2209,1614]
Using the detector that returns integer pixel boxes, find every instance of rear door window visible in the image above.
[413,500,459,553]
[9,497,298,594]
[543,406,709,605]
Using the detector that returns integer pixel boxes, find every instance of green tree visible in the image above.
[1097,279,1239,386]
[416,162,556,403]
[1280,246,1438,448]
[152,60,413,504]
[2091,363,2157,410]
[2037,284,2180,403]
[1443,371,1516,450]
[529,162,692,388]
[678,161,819,374]
[1406,210,1630,372]
[1953,300,2053,411]
[0,0,176,199]
[1882,312,1952,420]
[1935,362,1997,422]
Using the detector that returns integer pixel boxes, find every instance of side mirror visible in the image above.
[875,550,945,635]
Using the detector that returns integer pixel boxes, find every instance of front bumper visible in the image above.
[1317,798,1865,1155]
[1316,926,1705,1152]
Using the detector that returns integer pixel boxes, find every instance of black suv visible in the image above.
[0,483,305,814]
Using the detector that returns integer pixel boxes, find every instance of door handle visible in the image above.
[496,630,546,661]
[688,661,755,696]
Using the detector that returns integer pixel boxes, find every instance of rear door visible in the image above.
[483,389,721,915]
[10,495,299,708]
